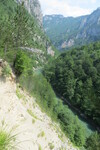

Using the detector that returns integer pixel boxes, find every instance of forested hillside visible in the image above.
[43,8,100,50]
[43,42,100,127]
[0,0,55,68]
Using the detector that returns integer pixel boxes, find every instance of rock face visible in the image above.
[43,8,100,50]
[47,46,55,56]
[16,0,43,26]
[61,39,74,49]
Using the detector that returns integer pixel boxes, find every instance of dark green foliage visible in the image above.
[13,2,31,48]
[85,132,100,150]
[57,105,86,146]
[0,17,13,54]
[0,0,16,16]
[2,64,11,77]
[43,42,100,126]
[14,50,32,76]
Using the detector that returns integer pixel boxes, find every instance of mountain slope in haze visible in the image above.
[43,8,100,50]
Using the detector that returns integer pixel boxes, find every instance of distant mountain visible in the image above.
[43,8,100,50]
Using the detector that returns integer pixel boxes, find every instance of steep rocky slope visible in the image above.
[16,0,43,26]
[0,65,77,150]
[43,8,100,50]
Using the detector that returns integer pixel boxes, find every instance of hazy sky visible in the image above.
[39,0,100,17]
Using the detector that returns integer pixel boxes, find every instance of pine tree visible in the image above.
[0,16,13,55]
[85,132,100,150]
[13,2,30,49]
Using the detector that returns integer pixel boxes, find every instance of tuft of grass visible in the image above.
[38,144,42,150]
[16,86,26,100]
[48,142,55,150]
[0,129,16,150]
[27,109,38,119]
[58,133,64,142]
[27,109,42,121]
[32,119,35,124]
[38,131,45,138]
[16,88,23,99]
[2,64,11,77]
[59,147,66,150]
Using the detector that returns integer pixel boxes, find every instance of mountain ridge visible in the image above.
[43,8,100,50]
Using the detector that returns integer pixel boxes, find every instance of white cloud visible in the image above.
[39,0,91,17]
[91,0,97,3]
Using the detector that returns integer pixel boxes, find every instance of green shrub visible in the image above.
[48,142,54,150]
[85,132,100,150]
[2,64,11,77]
[38,131,45,138]
[14,50,32,76]
[38,144,42,150]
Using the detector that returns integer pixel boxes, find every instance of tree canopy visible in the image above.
[43,42,100,127]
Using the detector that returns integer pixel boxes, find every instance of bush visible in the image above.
[48,142,54,150]
[14,50,32,76]
[2,64,11,77]
[85,132,100,150]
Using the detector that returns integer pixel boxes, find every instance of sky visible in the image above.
[39,0,100,17]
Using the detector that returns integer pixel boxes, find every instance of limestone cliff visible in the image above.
[16,0,43,26]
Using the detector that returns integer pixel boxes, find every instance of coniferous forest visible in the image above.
[43,43,100,127]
